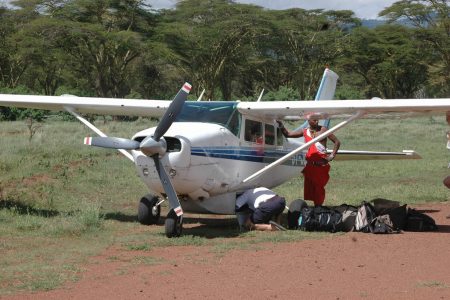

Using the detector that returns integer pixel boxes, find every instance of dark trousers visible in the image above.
[252,196,286,224]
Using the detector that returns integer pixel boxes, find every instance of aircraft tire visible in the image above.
[138,194,161,225]
[165,210,182,238]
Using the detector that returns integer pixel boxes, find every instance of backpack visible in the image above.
[371,198,400,215]
[355,201,376,233]
[300,206,343,233]
[287,199,307,229]
[404,208,438,232]
[334,204,358,232]
[370,214,398,234]
[378,204,407,231]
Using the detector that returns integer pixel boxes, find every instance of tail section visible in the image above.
[297,68,339,130]
[315,68,339,101]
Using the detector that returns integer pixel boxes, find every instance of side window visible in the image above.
[276,127,284,146]
[244,119,263,143]
[265,124,275,145]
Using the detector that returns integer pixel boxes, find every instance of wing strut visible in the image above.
[242,110,366,183]
[64,106,134,162]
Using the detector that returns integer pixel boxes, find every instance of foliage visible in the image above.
[380,0,450,96]
[341,24,429,98]
[0,1,449,103]
[0,1,447,100]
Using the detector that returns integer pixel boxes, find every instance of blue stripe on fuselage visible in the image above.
[191,147,306,167]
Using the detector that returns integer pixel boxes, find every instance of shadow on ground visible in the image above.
[0,199,59,217]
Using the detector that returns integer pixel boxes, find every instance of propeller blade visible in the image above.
[84,136,140,150]
[153,156,183,216]
[153,82,191,141]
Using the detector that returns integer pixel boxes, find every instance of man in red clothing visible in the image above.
[277,115,340,206]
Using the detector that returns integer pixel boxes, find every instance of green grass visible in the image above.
[0,116,449,295]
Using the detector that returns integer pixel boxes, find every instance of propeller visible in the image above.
[84,136,140,149]
[84,82,192,216]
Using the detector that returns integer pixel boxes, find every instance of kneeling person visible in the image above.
[236,187,286,231]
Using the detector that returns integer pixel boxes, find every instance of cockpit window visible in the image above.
[176,101,240,136]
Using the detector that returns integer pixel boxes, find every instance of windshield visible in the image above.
[176,101,240,135]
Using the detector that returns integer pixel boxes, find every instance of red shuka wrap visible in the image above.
[302,128,330,206]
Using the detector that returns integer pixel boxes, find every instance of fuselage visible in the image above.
[131,101,307,214]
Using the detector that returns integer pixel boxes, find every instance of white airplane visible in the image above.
[0,69,449,237]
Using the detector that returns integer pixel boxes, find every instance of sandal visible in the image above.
[269,220,287,231]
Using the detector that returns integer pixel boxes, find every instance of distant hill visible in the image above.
[361,18,415,28]
[361,19,386,28]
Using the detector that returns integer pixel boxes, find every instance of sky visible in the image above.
[147,0,398,19]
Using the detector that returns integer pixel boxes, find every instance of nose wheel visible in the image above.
[165,209,183,238]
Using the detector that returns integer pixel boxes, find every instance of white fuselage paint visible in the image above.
[132,122,305,214]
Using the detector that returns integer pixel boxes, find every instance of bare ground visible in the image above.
[4,202,450,300]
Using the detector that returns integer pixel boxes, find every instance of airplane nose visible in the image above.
[167,137,191,168]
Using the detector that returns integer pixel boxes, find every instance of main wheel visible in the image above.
[165,209,183,238]
[138,194,161,225]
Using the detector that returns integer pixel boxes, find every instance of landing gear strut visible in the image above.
[165,209,183,238]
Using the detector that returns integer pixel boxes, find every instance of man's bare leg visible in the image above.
[245,219,278,231]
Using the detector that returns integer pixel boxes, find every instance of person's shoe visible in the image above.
[269,220,287,231]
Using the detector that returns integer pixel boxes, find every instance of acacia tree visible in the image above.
[158,0,266,100]
[380,0,450,96]
[342,25,428,98]
[0,4,38,89]
[31,0,150,98]
[269,9,359,100]
[9,18,70,95]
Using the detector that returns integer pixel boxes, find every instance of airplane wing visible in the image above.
[0,95,448,120]
[0,94,170,117]
[237,98,450,120]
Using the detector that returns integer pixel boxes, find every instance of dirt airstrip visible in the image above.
[3,202,450,300]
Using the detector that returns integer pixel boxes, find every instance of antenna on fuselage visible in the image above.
[256,89,265,102]
[197,89,206,101]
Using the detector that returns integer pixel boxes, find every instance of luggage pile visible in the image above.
[287,198,438,233]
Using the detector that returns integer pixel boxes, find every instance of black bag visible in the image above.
[300,206,343,233]
[371,198,400,215]
[287,199,307,229]
[334,204,358,232]
[376,204,408,232]
[355,201,376,233]
[404,208,438,232]
[370,214,399,234]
